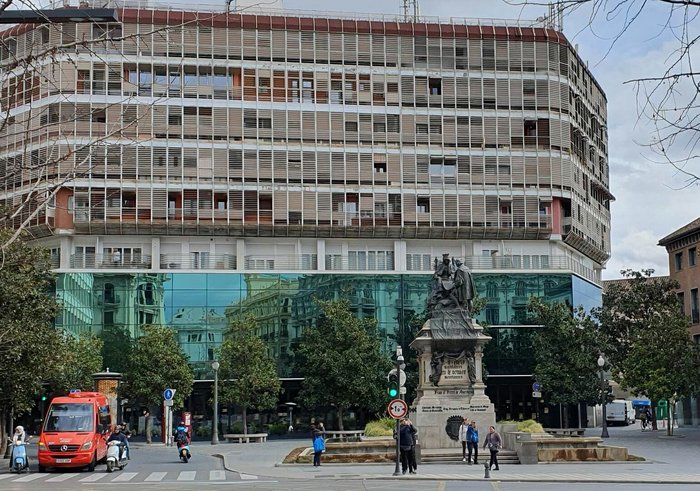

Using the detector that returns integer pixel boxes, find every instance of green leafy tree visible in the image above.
[598,270,700,434]
[218,316,281,435]
[47,334,104,394]
[101,325,133,373]
[120,325,194,442]
[530,299,606,427]
[0,229,61,456]
[295,299,392,430]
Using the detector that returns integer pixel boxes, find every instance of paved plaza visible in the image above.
[2,424,699,489]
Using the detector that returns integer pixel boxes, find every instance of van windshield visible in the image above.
[43,403,94,432]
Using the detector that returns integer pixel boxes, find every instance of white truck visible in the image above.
[606,400,635,426]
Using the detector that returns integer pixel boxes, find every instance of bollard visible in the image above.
[484,462,490,479]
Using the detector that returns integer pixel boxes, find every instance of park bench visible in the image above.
[223,433,268,443]
[544,428,586,437]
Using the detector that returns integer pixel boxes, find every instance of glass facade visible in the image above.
[55,271,583,379]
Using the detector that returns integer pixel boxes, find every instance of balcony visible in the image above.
[244,254,318,271]
[70,254,152,269]
[159,254,237,270]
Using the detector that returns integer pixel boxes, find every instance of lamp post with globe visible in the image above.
[211,360,220,445]
[597,355,609,438]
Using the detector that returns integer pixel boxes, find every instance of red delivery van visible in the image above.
[37,391,113,472]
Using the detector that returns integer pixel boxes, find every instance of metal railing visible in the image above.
[244,254,317,271]
[54,0,544,28]
[160,254,237,270]
[69,253,153,269]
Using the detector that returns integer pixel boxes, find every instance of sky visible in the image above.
[240,0,700,279]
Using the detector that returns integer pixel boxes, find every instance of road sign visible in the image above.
[532,382,541,392]
[532,391,542,398]
[399,387,407,395]
[164,399,174,407]
[388,399,408,419]
[163,388,175,401]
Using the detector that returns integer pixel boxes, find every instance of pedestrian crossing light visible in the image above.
[41,395,47,401]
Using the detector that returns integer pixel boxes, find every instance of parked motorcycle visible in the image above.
[105,440,128,472]
[9,439,29,473]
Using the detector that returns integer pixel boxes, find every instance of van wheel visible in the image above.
[38,465,46,473]
[87,453,97,472]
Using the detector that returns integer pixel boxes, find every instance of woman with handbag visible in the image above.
[483,425,502,471]
[311,423,325,467]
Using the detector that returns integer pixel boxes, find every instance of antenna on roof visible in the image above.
[401,0,420,22]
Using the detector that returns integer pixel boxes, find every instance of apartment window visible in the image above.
[168,107,182,125]
[430,159,456,177]
[692,288,699,324]
[416,123,429,134]
[92,108,107,123]
[258,118,272,129]
[406,253,431,271]
[345,121,358,132]
[429,78,442,95]
[386,114,400,133]
[677,292,685,314]
[675,252,683,271]
[690,247,697,267]
[417,197,430,213]
[373,161,386,173]
[244,117,257,129]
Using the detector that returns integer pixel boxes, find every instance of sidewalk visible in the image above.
[197,425,700,484]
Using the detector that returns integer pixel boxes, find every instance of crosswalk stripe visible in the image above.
[240,473,258,480]
[209,470,226,481]
[177,470,197,481]
[110,472,138,482]
[0,475,16,481]
[79,473,109,482]
[144,471,167,482]
[46,473,80,482]
[11,473,47,482]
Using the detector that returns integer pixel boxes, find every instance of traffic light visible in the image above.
[41,395,47,402]
[386,368,406,398]
[387,371,399,398]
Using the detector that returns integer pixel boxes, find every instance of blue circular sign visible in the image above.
[532,382,541,392]
[163,388,174,401]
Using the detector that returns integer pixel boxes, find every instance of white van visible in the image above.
[606,400,635,426]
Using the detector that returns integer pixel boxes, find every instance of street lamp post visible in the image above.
[392,346,405,477]
[285,402,297,433]
[597,355,609,439]
[211,361,220,445]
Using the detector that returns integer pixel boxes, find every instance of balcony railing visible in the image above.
[244,255,318,271]
[160,254,237,270]
[70,254,152,269]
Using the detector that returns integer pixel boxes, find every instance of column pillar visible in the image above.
[317,239,326,271]
[93,370,123,426]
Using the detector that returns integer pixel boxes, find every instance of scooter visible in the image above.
[105,441,128,472]
[9,440,29,473]
[177,439,191,463]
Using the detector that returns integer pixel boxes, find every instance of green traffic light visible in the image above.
[387,387,398,397]
[41,396,47,401]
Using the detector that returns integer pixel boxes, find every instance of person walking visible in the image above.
[467,421,479,465]
[458,417,471,462]
[483,425,502,471]
[311,423,325,467]
[405,418,418,474]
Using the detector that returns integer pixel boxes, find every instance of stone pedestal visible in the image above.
[409,313,496,450]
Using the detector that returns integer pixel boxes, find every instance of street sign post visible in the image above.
[163,388,175,401]
[532,382,541,392]
[532,391,542,398]
[387,399,408,419]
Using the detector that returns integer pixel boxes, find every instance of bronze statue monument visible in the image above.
[410,253,495,449]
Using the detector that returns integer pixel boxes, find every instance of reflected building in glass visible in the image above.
[3,3,611,423]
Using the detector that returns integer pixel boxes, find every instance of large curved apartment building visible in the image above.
[0,2,611,423]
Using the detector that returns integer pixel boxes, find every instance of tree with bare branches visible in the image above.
[507,0,700,185]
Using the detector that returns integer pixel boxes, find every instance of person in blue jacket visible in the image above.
[467,420,479,465]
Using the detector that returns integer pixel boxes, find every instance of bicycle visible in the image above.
[640,417,652,431]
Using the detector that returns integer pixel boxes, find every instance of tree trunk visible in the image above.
[0,409,7,458]
[337,406,344,431]
[3,409,14,458]
[651,402,658,431]
[242,407,248,435]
